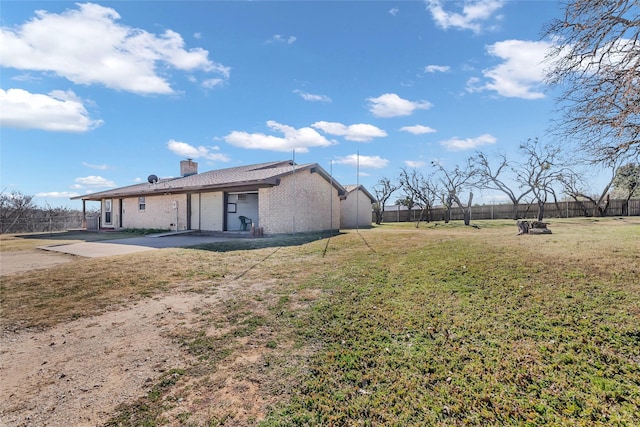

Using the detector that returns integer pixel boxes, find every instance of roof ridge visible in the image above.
[195,160,292,176]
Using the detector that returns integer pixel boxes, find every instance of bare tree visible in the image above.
[472,151,534,219]
[398,168,439,227]
[0,190,36,233]
[612,162,640,214]
[372,177,399,225]
[544,0,640,165]
[395,196,417,222]
[431,159,477,226]
[560,164,618,216]
[516,139,569,221]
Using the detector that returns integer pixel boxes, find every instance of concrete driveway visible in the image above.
[38,233,245,258]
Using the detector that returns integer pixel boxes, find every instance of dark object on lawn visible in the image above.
[517,220,552,235]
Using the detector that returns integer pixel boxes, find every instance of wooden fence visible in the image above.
[377,198,640,223]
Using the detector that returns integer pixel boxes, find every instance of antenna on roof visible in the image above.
[147,174,158,184]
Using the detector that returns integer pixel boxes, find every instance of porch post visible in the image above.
[82,200,87,229]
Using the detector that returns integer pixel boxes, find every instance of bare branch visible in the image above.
[372,177,399,225]
[544,0,640,164]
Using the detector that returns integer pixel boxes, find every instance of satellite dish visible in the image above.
[147,174,158,184]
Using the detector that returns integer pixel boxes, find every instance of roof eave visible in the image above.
[71,178,282,201]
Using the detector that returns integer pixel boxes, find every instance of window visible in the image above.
[104,199,112,224]
[138,196,146,211]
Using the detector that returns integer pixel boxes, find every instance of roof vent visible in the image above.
[148,174,158,184]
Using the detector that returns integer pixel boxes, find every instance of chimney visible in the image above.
[180,159,198,177]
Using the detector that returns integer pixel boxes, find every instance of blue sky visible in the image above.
[2,1,576,209]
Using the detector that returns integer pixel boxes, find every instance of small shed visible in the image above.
[340,184,375,229]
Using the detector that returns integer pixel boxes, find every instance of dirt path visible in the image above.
[0,241,301,426]
[0,250,75,276]
[0,293,205,426]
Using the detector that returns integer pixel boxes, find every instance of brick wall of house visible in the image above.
[259,169,341,234]
[120,194,188,231]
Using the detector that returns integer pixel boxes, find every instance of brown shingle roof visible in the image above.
[72,160,345,200]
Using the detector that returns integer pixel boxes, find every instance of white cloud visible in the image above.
[202,78,225,89]
[468,39,553,99]
[224,121,334,153]
[334,154,389,169]
[167,139,230,162]
[400,125,437,135]
[424,65,450,73]
[82,162,108,170]
[11,73,41,82]
[367,93,432,118]
[389,8,399,16]
[75,176,116,188]
[440,133,496,151]
[266,34,297,45]
[0,88,103,132]
[312,121,387,142]
[404,160,428,168]
[0,3,229,94]
[426,0,505,33]
[294,90,331,103]
[35,191,80,198]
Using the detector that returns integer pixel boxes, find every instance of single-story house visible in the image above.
[72,160,373,234]
[340,184,376,229]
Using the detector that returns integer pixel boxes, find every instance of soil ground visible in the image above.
[1,292,202,426]
[0,248,277,426]
[1,250,75,276]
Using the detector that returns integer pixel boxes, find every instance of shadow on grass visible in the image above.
[184,231,343,253]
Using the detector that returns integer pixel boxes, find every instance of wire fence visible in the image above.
[0,214,97,234]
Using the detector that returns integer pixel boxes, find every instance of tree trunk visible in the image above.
[374,208,383,224]
[512,203,520,220]
[596,194,610,217]
[537,201,545,221]
[463,192,473,226]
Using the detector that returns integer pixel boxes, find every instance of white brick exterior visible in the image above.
[94,164,344,234]
[258,169,341,234]
[341,189,373,229]
[119,194,188,231]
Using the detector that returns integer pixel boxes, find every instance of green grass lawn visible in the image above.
[260,219,640,426]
